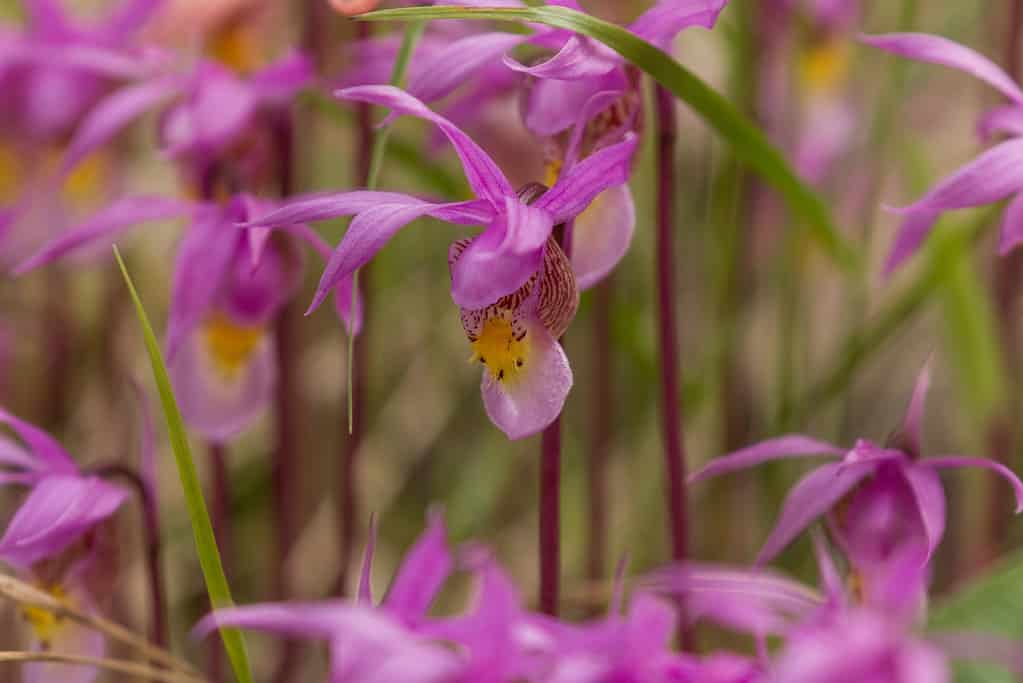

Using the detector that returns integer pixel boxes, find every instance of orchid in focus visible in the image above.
[246,85,637,438]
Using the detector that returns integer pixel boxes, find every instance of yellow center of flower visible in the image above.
[62,151,109,207]
[0,144,21,203]
[544,159,563,188]
[469,311,530,385]
[209,22,261,75]
[800,39,850,95]
[19,585,67,649]
[203,315,264,379]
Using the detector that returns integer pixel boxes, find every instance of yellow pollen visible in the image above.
[62,151,108,206]
[203,314,264,379]
[800,39,850,95]
[544,159,563,188]
[0,144,21,203]
[209,23,261,74]
[19,585,67,648]
[470,313,529,385]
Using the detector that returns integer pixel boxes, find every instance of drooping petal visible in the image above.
[882,209,941,277]
[449,216,544,311]
[407,32,528,104]
[892,139,1023,214]
[862,33,1023,105]
[0,408,77,474]
[925,456,1023,513]
[499,197,555,256]
[534,134,638,223]
[337,85,513,204]
[900,464,946,561]
[978,105,1023,142]
[56,76,184,181]
[503,35,620,80]
[757,460,880,564]
[481,314,572,439]
[901,361,931,457]
[308,197,494,314]
[570,184,635,290]
[688,435,844,485]
[998,192,1023,255]
[0,475,128,568]
[14,196,195,274]
[383,511,453,622]
[168,323,275,443]
[195,602,348,641]
[629,0,730,50]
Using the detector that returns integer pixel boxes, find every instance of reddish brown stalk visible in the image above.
[539,416,562,615]
[587,280,614,584]
[41,267,72,430]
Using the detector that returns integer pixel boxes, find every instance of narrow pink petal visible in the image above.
[811,531,845,608]
[449,222,543,310]
[756,461,879,564]
[629,0,730,49]
[570,184,635,290]
[998,192,1023,255]
[688,435,844,485]
[195,602,348,640]
[925,456,1023,513]
[563,84,629,167]
[407,32,528,104]
[902,361,932,456]
[0,435,36,470]
[337,85,513,204]
[901,464,946,560]
[535,134,638,223]
[978,105,1023,142]
[384,511,452,620]
[893,139,1023,214]
[249,51,314,104]
[498,196,554,256]
[503,35,619,80]
[862,33,1023,104]
[243,190,459,228]
[882,209,941,278]
[14,197,195,274]
[481,316,572,440]
[0,408,76,474]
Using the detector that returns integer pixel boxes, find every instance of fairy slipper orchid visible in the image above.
[244,85,635,438]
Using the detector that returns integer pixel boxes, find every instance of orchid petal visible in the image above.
[504,35,619,80]
[499,196,554,256]
[811,531,845,608]
[449,221,544,310]
[24,589,105,683]
[630,0,730,50]
[978,105,1023,142]
[98,0,161,39]
[338,85,513,204]
[535,134,638,223]
[0,436,37,471]
[925,456,1023,513]
[893,139,1023,214]
[0,475,127,568]
[326,615,461,683]
[243,191,488,228]
[757,461,879,564]
[481,315,572,440]
[689,435,844,485]
[249,51,314,105]
[901,464,946,561]
[0,408,76,474]
[384,511,452,621]
[407,32,528,104]
[524,76,607,137]
[862,33,1023,105]
[902,361,931,456]
[570,184,635,290]
[14,197,195,274]
[308,197,493,314]
[882,209,941,277]
[57,76,184,181]
[563,85,629,167]
[998,192,1023,255]
[195,602,348,640]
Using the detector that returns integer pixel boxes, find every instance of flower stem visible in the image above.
[42,267,72,430]
[93,464,167,649]
[539,416,562,615]
[587,280,613,585]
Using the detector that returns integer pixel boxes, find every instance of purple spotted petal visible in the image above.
[308,197,495,314]
[998,193,1023,255]
[383,511,452,622]
[902,362,931,456]
[14,196,195,274]
[504,35,620,80]
[901,464,946,561]
[57,76,184,181]
[689,435,845,485]
[168,323,275,443]
[629,0,730,50]
[925,456,1023,513]
[570,184,635,290]
[338,85,513,204]
[0,475,128,568]
[863,33,1023,105]
[893,139,1023,215]
[979,105,1023,142]
[882,209,941,277]
[481,315,572,440]
[534,133,638,223]
[407,32,528,104]
[0,408,76,474]
[757,460,880,564]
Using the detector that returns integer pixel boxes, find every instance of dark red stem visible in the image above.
[539,416,562,615]
[42,268,72,430]
[588,279,614,584]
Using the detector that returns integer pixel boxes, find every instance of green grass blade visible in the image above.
[114,247,253,683]
[359,5,857,269]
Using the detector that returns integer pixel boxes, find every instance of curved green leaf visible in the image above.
[360,4,857,269]
[114,247,253,683]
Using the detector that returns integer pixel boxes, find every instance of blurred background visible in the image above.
[0,0,1020,679]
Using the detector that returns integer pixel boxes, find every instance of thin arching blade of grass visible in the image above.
[114,247,253,683]
[359,5,857,270]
